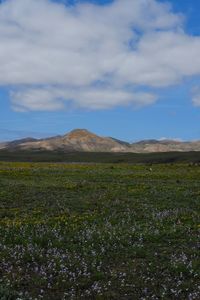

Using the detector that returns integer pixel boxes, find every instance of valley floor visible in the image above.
[0,162,199,299]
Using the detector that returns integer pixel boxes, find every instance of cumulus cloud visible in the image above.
[0,0,200,111]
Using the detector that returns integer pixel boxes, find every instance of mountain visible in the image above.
[1,129,200,153]
[6,138,37,148]
[0,142,7,150]
[0,138,37,150]
[131,139,200,153]
[1,129,131,152]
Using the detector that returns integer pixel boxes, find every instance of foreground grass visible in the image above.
[0,162,199,299]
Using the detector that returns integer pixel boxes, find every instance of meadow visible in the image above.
[0,162,199,299]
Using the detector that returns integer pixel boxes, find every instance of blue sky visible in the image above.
[0,0,200,142]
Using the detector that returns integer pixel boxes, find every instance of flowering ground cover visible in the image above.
[0,162,199,299]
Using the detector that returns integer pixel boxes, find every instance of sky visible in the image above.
[0,0,200,142]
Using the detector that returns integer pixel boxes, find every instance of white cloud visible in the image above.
[11,86,157,111]
[192,86,200,107]
[0,0,200,111]
[10,88,65,111]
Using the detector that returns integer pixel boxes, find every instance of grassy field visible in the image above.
[1,150,200,164]
[0,162,199,299]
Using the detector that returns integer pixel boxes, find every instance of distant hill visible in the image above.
[1,129,200,153]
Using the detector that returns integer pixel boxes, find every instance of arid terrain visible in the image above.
[1,129,200,153]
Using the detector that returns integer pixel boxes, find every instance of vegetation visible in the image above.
[0,162,199,299]
[1,149,200,163]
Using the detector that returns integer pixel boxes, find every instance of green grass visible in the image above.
[0,162,199,299]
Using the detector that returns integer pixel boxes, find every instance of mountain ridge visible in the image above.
[1,129,200,153]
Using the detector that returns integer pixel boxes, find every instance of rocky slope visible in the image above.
[1,129,200,153]
[131,140,200,153]
[1,129,131,152]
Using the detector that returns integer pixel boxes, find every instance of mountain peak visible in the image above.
[66,129,97,139]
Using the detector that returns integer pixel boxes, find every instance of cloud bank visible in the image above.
[0,0,200,111]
